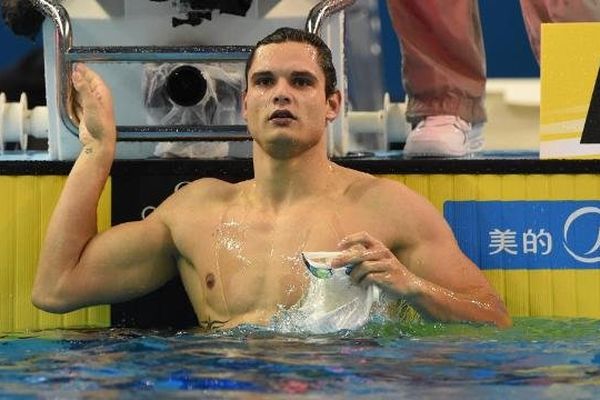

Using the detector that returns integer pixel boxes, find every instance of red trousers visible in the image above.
[386,0,600,123]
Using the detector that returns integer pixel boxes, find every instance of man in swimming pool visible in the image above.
[32,28,512,329]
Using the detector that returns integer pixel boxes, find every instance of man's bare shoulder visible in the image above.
[337,166,417,206]
[338,167,442,226]
[156,177,248,214]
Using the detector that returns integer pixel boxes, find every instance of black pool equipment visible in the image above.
[167,0,254,27]
[166,65,208,107]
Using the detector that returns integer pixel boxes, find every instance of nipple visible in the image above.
[206,273,216,289]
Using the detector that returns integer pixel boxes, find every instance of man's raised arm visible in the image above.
[32,64,177,313]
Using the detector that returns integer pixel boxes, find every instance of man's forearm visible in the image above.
[404,277,512,328]
[33,144,114,308]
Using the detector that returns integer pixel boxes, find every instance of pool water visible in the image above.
[1,318,600,399]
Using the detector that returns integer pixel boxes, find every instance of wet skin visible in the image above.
[160,166,401,328]
[156,42,392,328]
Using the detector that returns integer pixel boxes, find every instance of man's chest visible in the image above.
[170,201,389,312]
[179,206,350,275]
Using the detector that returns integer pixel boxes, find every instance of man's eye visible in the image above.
[255,77,273,86]
[293,78,312,87]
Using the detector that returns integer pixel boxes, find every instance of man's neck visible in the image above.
[251,142,336,211]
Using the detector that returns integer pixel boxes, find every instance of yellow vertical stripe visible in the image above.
[575,271,600,318]
[476,175,506,303]
[428,175,452,212]
[0,176,111,332]
[501,175,527,200]
[404,174,430,199]
[499,175,532,316]
[14,177,40,331]
[0,177,16,332]
[523,176,551,316]
[477,175,503,200]
[549,175,577,316]
[504,271,530,317]
[527,271,553,316]
[452,174,477,200]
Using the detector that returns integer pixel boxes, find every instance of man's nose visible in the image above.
[272,81,292,104]
[273,93,291,104]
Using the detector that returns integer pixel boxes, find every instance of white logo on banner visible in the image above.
[488,228,553,256]
[563,207,600,264]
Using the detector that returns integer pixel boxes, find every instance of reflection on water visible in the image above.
[2,318,600,399]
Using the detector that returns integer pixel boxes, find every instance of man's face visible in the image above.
[243,41,340,159]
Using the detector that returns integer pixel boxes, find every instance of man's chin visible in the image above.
[257,135,313,160]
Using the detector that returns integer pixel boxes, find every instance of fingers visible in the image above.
[70,94,83,126]
[71,63,92,104]
[71,64,100,101]
[331,232,401,293]
[331,247,389,268]
[338,231,381,250]
[69,63,116,145]
[71,64,94,125]
[72,63,98,91]
[70,64,84,125]
[71,63,84,90]
[332,231,391,268]
[72,64,105,109]
[347,260,387,284]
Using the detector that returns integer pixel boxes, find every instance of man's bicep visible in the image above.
[401,232,494,296]
[396,210,492,295]
[64,216,178,306]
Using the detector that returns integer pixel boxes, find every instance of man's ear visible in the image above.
[242,90,248,121]
[325,90,342,122]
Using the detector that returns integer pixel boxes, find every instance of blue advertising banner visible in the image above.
[444,201,600,270]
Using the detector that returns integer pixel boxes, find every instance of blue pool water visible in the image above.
[1,318,600,399]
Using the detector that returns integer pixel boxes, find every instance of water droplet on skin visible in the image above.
[214,220,253,269]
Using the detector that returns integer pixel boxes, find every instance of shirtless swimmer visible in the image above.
[32,28,512,329]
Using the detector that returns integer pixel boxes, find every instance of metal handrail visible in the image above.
[30,0,355,141]
[29,0,252,141]
[66,46,251,63]
[305,0,357,34]
[29,0,78,138]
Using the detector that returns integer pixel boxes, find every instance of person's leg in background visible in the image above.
[386,0,487,157]
[519,0,600,62]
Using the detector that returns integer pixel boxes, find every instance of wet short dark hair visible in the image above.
[245,27,337,97]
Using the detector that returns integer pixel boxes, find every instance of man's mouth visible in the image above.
[269,109,296,121]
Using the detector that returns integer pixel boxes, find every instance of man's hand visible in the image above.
[332,230,511,328]
[332,231,419,299]
[71,63,117,151]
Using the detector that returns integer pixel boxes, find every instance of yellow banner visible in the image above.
[540,23,600,158]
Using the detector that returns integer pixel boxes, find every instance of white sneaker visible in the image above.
[403,115,484,158]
